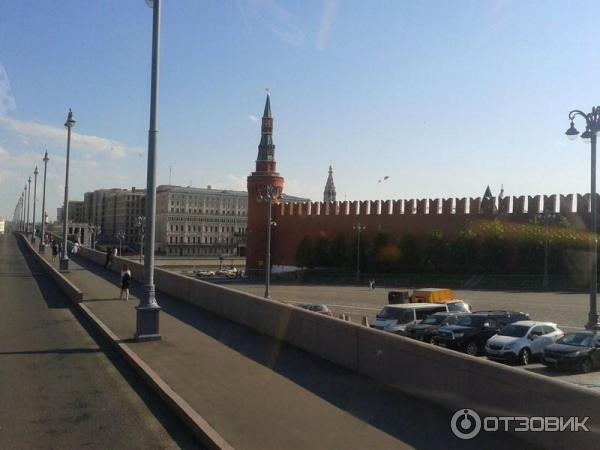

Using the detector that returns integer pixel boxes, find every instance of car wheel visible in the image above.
[519,348,531,366]
[580,358,593,374]
[465,341,479,356]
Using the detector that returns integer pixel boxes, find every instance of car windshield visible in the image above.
[378,308,414,324]
[498,325,529,338]
[454,316,486,327]
[422,315,446,325]
[558,333,593,347]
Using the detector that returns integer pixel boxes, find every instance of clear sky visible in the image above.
[1,0,600,221]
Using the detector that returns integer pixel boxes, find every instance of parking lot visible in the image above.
[229,282,600,390]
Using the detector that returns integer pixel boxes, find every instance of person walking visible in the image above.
[51,240,58,262]
[104,247,113,269]
[120,264,132,301]
[71,241,79,255]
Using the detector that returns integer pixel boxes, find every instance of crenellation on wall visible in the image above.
[469,197,482,215]
[359,201,369,215]
[577,194,591,214]
[393,199,404,215]
[370,200,380,215]
[544,195,557,213]
[528,195,542,214]
[455,198,467,215]
[381,200,391,215]
[559,194,574,214]
[441,198,454,215]
[416,199,427,214]
[498,196,511,214]
[513,196,527,214]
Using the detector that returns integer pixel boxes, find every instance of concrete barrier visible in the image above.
[69,238,600,448]
[17,233,83,304]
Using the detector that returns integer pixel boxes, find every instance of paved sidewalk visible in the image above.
[0,234,197,449]
[38,243,525,450]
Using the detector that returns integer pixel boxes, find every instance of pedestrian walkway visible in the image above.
[0,234,197,449]
[34,237,525,450]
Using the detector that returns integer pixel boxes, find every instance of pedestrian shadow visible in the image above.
[15,237,69,309]
[68,253,525,449]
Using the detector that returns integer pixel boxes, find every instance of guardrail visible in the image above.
[55,236,600,448]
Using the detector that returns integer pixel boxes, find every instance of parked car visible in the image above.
[485,321,563,365]
[196,270,216,277]
[542,331,600,373]
[404,311,467,343]
[432,310,530,356]
[297,304,333,317]
[371,303,453,334]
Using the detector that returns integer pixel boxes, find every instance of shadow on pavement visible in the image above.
[0,348,102,356]
[69,253,528,450]
[14,241,202,450]
[15,238,69,309]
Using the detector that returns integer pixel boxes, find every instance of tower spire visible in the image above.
[257,91,275,163]
[324,164,336,202]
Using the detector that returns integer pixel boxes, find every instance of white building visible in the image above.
[155,185,248,257]
[0,217,5,235]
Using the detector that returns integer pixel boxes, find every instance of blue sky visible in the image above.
[1,0,600,221]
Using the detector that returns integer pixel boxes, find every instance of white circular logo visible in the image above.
[451,409,482,440]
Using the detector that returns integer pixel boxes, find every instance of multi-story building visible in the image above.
[83,188,125,230]
[102,188,146,245]
[155,185,248,257]
[57,200,85,223]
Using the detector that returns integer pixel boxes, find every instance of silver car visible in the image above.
[485,321,564,365]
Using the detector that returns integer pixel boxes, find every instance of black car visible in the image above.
[432,310,530,356]
[404,312,467,343]
[542,331,600,373]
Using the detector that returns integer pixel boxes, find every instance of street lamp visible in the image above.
[21,187,26,231]
[60,108,76,272]
[353,223,366,284]
[26,176,31,235]
[87,223,101,249]
[117,230,126,257]
[534,209,558,290]
[39,152,49,252]
[257,184,279,298]
[566,106,600,330]
[31,166,38,243]
[136,0,162,341]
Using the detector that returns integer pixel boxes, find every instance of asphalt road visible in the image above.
[0,234,199,449]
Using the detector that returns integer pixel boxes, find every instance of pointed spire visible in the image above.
[256,91,275,163]
[263,90,272,118]
[324,164,336,202]
[483,185,493,199]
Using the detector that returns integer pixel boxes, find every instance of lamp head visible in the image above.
[581,128,593,144]
[43,151,49,163]
[565,120,579,141]
[34,166,38,175]
[65,109,76,128]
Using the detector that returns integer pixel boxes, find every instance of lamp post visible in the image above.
[21,188,26,231]
[39,152,49,252]
[353,223,366,284]
[136,0,162,341]
[534,209,557,290]
[26,176,31,235]
[31,166,38,243]
[87,223,100,249]
[257,184,278,298]
[117,230,126,257]
[60,109,76,272]
[566,106,600,330]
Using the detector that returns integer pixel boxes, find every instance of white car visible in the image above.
[196,270,216,277]
[485,321,563,365]
[370,303,449,335]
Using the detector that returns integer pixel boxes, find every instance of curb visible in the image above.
[15,233,233,450]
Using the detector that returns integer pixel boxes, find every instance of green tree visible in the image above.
[480,221,509,273]
[329,234,348,267]
[450,229,478,272]
[399,233,420,270]
[423,230,447,271]
[295,235,313,268]
[313,237,331,267]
